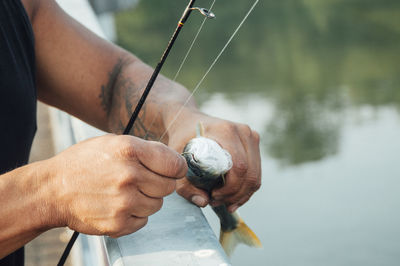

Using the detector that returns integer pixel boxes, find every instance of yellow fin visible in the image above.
[220,216,262,257]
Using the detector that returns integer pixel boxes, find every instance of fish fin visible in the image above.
[196,122,205,137]
[220,215,262,257]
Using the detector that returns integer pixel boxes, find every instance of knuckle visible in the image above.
[109,226,127,238]
[137,217,148,230]
[113,135,130,148]
[138,199,163,217]
[221,122,236,133]
[117,167,137,187]
[252,130,260,144]
[229,184,242,195]
[116,136,137,159]
[226,191,251,206]
[116,195,132,212]
[238,194,252,206]
[105,219,125,236]
[245,175,261,191]
[164,180,177,195]
[175,179,190,195]
[120,146,136,160]
[152,198,164,214]
[109,207,122,220]
[117,217,149,237]
[239,124,252,137]
[234,159,248,175]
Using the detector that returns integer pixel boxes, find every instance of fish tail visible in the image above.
[220,215,262,257]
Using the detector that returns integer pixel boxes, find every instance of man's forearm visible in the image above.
[31,0,198,139]
[0,161,58,258]
[100,55,198,143]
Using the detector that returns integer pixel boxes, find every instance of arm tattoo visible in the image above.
[99,58,159,140]
[99,58,125,115]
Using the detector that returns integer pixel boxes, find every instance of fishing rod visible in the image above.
[57,1,215,265]
[123,3,215,135]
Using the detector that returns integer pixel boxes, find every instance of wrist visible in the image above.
[162,105,209,148]
[163,104,194,131]
[0,159,64,238]
[28,158,66,231]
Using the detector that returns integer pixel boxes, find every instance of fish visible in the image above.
[182,123,262,257]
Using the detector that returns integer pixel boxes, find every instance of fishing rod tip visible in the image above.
[191,7,216,19]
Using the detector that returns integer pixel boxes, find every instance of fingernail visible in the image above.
[191,195,207,207]
[229,205,239,213]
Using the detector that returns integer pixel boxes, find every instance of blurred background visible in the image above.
[28,0,400,265]
[115,0,400,265]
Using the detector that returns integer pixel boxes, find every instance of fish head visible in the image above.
[183,137,233,190]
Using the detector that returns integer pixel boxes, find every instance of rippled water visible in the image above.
[116,1,400,264]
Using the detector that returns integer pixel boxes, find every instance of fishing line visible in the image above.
[159,0,260,142]
[143,0,216,140]
[173,0,216,81]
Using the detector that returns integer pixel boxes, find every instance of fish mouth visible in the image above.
[182,151,199,166]
[185,153,203,173]
[182,152,209,178]
[191,153,199,163]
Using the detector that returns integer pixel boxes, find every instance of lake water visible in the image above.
[202,96,400,266]
[116,1,400,265]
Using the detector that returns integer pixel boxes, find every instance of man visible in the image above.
[0,0,261,264]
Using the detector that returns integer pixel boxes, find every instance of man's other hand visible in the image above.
[167,110,261,213]
[47,135,187,238]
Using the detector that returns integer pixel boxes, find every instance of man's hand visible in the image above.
[47,134,187,238]
[167,109,261,213]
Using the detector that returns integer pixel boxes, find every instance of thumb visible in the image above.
[176,178,210,207]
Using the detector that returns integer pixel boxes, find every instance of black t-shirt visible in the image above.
[0,0,37,265]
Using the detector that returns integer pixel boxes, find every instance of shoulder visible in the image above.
[21,0,41,23]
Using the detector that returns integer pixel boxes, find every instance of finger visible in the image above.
[222,128,262,208]
[133,164,177,198]
[133,138,188,178]
[211,132,248,200]
[176,178,210,207]
[227,193,252,213]
[109,217,148,238]
[125,190,164,218]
